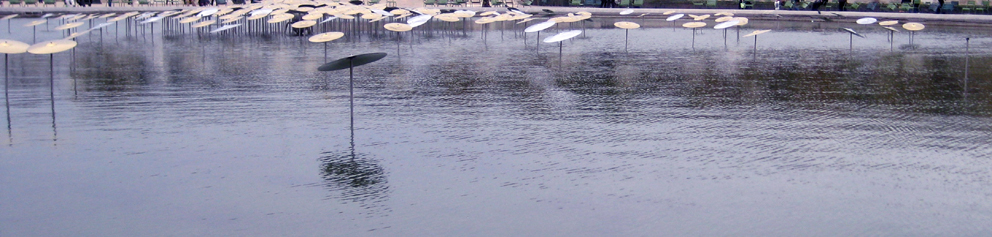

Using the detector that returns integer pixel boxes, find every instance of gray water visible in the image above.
[2,16,992,236]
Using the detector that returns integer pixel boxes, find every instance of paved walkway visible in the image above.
[2,4,992,25]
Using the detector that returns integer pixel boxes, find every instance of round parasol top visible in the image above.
[878,20,898,26]
[27,40,77,54]
[180,16,202,23]
[743,29,771,37]
[210,24,240,33]
[856,17,877,24]
[902,22,924,31]
[291,20,317,28]
[614,21,640,29]
[407,14,432,28]
[192,21,215,28]
[0,39,29,54]
[542,30,581,43]
[524,20,555,32]
[682,22,706,28]
[54,22,85,30]
[732,17,749,26]
[384,23,413,32]
[63,31,90,40]
[268,14,294,23]
[714,20,740,29]
[309,32,345,42]
[318,52,388,71]
[25,20,46,27]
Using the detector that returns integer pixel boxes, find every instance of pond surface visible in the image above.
[2,16,992,236]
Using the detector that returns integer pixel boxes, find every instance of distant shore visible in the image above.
[3,5,992,26]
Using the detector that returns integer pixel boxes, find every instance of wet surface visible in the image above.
[2,16,992,236]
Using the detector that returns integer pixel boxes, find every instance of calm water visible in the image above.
[2,16,992,236]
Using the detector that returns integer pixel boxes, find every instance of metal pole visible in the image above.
[753,35,758,54]
[73,59,77,96]
[691,28,696,50]
[736,26,740,44]
[49,54,56,139]
[5,54,10,138]
[349,58,354,145]
[965,37,969,98]
[890,31,894,51]
[723,28,728,49]
[523,22,528,48]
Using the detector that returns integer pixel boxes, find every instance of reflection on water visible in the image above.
[2,16,992,235]
[319,149,390,215]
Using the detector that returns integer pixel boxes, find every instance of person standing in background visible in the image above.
[838,0,846,10]
[811,0,827,13]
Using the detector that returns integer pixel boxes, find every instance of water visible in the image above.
[2,16,992,236]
